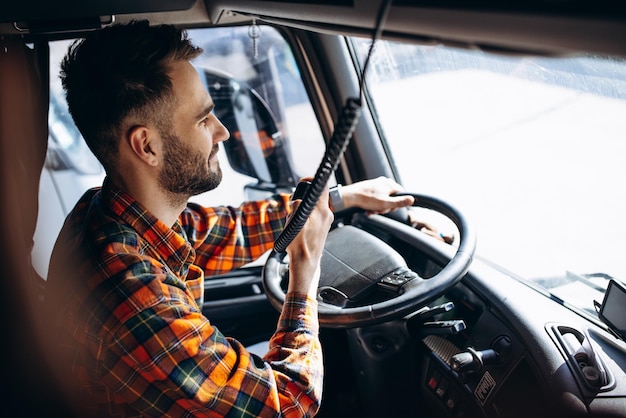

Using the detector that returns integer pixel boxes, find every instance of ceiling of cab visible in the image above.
[1,0,626,57]
[205,0,626,56]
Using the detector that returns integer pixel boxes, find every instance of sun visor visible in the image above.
[0,0,196,25]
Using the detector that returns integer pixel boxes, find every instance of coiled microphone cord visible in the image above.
[272,0,393,253]
[273,97,361,253]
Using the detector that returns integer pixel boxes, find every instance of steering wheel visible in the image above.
[262,193,476,328]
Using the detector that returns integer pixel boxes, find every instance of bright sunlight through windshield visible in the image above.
[358,40,626,314]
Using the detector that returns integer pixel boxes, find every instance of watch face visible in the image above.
[329,185,345,212]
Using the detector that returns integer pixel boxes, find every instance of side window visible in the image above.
[32,25,325,279]
[188,26,325,206]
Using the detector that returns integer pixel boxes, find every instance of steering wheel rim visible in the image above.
[262,193,476,328]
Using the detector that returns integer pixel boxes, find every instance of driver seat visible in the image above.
[0,39,74,414]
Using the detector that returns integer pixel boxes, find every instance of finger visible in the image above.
[289,199,301,211]
[286,199,301,223]
[421,227,454,244]
[388,194,415,208]
[373,195,414,214]
[420,227,445,242]
[442,233,455,244]
[410,220,426,229]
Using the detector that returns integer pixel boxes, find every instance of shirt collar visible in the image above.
[101,178,194,276]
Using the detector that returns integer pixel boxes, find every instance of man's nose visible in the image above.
[213,118,230,143]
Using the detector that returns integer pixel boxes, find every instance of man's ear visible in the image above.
[127,125,160,167]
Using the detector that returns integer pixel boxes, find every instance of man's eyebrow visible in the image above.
[196,102,215,120]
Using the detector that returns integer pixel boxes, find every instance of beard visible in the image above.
[158,131,222,201]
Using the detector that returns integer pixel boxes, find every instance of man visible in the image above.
[44,20,421,417]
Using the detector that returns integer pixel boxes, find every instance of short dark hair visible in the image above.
[60,20,203,172]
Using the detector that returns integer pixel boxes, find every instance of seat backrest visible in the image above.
[0,40,49,285]
[0,39,63,414]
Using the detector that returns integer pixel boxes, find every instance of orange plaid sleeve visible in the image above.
[180,194,292,276]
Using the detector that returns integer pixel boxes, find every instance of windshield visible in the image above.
[353,39,626,315]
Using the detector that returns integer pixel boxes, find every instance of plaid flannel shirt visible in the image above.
[45,179,323,417]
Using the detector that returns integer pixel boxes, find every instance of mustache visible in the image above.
[209,144,219,159]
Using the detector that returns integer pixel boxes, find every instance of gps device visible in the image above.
[598,279,626,341]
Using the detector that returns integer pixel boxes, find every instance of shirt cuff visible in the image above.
[278,292,319,334]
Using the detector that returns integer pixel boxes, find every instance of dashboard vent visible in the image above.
[547,323,615,392]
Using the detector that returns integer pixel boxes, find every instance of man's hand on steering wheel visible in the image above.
[340,176,414,214]
[340,176,454,244]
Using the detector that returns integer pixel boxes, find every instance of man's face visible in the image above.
[158,60,229,198]
[158,130,222,196]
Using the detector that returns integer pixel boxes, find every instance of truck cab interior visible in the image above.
[1,1,626,417]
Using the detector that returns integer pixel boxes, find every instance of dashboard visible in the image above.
[335,214,626,418]
[419,283,553,418]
